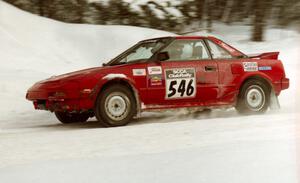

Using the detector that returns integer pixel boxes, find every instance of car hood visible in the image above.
[39,67,103,83]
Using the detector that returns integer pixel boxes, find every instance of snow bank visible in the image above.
[0,1,174,121]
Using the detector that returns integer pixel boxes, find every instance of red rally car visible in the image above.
[26,36,289,127]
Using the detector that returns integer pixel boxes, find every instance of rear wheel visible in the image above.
[236,79,270,114]
[55,111,90,124]
[95,84,136,127]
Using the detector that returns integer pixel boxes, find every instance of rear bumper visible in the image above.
[281,78,289,90]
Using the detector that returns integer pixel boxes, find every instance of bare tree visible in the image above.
[205,0,214,32]
[252,0,266,41]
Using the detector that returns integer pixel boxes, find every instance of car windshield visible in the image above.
[108,38,171,65]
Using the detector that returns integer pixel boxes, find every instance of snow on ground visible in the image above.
[0,1,299,183]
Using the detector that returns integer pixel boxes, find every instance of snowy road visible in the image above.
[0,109,299,183]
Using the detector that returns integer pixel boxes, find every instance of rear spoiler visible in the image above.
[248,52,279,59]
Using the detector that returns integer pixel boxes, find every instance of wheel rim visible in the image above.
[245,85,265,111]
[104,92,130,122]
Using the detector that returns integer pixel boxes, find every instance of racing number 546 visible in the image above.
[165,68,196,99]
[167,79,194,98]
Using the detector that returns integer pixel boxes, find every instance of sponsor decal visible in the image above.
[148,66,162,75]
[165,68,196,99]
[150,74,162,86]
[132,69,146,76]
[243,62,258,72]
[258,66,272,71]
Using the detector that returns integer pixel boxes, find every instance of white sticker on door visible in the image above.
[165,68,196,99]
[148,66,162,75]
[132,69,146,76]
[243,62,258,72]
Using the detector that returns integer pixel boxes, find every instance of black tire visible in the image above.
[55,111,90,124]
[236,79,271,114]
[95,84,136,127]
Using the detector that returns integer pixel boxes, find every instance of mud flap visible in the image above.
[270,90,280,110]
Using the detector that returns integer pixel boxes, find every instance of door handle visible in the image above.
[205,65,217,72]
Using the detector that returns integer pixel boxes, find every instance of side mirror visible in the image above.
[157,51,169,61]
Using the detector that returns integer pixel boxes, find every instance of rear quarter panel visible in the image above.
[217,58,286,104]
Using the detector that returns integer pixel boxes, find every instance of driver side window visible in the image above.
[161,39,210,61]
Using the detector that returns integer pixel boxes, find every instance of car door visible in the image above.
[204,39,239,104]
[145,39,219,107]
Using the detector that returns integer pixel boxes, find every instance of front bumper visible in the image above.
[26,81,84,112]
[32,99,80,112]
[27,92,94,112]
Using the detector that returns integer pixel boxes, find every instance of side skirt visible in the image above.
[140,104,235,114]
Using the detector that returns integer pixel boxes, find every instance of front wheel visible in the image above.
[236,80,271,114]
[95,84,136,127]
[55,111,90,124]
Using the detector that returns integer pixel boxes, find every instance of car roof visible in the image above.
[140,36,246,57]
[141,36,216,42]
